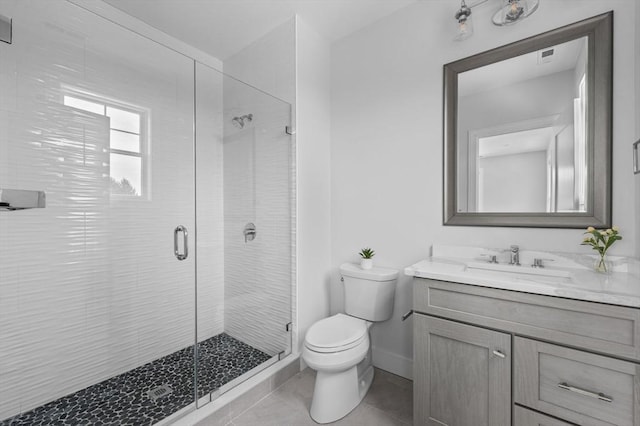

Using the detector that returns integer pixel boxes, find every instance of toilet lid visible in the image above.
[305,314,367,353]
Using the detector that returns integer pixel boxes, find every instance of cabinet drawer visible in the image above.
[514,406,574,426]
[414,279,640,360]
[514,337,640,426]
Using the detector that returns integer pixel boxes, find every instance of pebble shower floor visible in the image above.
[1,334,271,425]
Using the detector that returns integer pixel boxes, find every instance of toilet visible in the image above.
[302,262,399,424]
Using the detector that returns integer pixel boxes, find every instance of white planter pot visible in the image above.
[360,259,373,270]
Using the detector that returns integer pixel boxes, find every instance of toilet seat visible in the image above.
[304,314,368,353]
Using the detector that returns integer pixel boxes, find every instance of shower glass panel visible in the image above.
[195,64,293,405]
[0,1,196,424]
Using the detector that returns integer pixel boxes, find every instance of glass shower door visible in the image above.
[195,65,293,404]
[0,1,197,424]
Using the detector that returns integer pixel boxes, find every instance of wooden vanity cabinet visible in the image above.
[414,314,511,426]
[413,278,640,426]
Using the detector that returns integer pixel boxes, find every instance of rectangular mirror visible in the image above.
[444,12,612,228]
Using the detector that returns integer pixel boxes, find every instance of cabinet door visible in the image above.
[414,314,511,426]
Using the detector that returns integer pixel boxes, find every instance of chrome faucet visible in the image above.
[509,245,520,266]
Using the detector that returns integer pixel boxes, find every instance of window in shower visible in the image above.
[63,94,147,197]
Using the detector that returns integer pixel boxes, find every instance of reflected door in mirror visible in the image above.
[457,37,588,214]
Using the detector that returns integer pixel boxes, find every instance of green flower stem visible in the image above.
[581,226,621,273]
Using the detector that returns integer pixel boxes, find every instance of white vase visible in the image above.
[360,259,373,270]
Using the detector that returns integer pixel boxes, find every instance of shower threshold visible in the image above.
[1,333,271,426]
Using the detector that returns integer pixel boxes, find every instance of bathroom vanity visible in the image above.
[406,246,640,426]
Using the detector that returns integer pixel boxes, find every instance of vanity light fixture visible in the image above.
[454,0,474,41]
[454,0,540,41]
[492,0,540,26]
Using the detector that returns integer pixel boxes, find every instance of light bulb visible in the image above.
[455,17,473,41]
[493,0,538,26]
[454,0,473,41]
[506,0,524,21]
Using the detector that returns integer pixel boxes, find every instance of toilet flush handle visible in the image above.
[401,310,414,321]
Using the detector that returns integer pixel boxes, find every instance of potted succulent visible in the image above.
[359,247,375,270]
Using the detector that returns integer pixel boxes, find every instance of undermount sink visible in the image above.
[465,261,574,280]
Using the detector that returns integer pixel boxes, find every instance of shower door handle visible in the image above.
[174,225,188,261]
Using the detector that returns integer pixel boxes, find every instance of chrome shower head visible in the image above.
[232,116,244,129]
[231,114,253,129]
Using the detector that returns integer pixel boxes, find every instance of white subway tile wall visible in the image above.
[196,63,226,342]
[0,1,294,421]
[222,76,293,357]
[0,0,198,419]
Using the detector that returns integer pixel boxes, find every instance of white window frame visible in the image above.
[62,89,149,199]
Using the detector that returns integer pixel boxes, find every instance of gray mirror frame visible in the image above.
[444,12,613,228]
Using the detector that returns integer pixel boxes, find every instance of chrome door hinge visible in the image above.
[634,139,639,174]
[285,322,292,332]
[285,126,296,135]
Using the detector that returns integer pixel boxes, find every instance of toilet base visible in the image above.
[309,357,374,424]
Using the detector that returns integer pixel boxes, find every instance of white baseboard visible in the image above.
[371,346,413,380]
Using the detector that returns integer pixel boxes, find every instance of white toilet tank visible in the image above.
[340,263,399,322]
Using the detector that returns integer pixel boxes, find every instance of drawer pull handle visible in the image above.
[492,350,506,359]
[558,382,613,403]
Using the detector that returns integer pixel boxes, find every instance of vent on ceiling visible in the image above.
[538,48,554,64]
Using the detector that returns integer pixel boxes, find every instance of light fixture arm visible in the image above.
[455,0,489,22]
[454,0,540,41]
[466,0,489,9]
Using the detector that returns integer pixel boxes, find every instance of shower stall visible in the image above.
[0,1,294,425]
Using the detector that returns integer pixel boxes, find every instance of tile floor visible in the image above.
[224,368,412,426]
[1,334,271,426]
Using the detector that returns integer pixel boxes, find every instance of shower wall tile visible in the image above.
[0,0,203,420]
[222,20,294,358]
[196,63,226,342]
[223,77,293,356]
[0,48,18,112]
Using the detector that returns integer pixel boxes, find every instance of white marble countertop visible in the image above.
[405,245,640,308]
